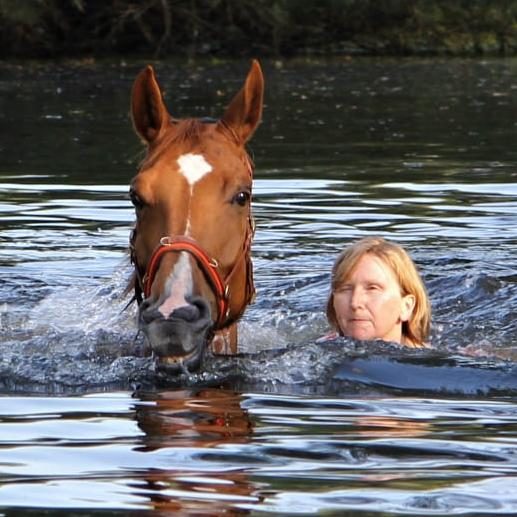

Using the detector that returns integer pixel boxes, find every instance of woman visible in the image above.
[325,237,431,347]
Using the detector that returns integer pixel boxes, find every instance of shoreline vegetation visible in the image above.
[1,1,517,60]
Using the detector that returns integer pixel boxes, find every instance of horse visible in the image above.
[128,60,264,374]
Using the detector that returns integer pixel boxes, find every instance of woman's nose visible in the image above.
[350,287,365,308]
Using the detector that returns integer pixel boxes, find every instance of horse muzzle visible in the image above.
[139,296,213,373]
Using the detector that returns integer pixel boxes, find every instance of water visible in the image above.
[2,390,517,515]
[0,58,516,514]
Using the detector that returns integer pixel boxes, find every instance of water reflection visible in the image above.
[134,388,259,514]
[1,389,517,513]
[137,388,252,448]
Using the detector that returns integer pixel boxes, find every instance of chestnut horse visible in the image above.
[129,60,264,373]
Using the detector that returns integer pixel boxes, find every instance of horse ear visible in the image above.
[131,65,170,144]
[220,59,264,144]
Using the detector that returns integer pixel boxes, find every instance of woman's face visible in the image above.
[332,254,415,343]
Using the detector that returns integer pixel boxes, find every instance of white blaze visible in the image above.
[178,153,213,187]
[157,153,212,317]
[158,252,192,318]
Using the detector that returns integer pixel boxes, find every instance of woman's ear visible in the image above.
[400,294,416,322]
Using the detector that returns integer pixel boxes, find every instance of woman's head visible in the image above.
[326,237,430,346]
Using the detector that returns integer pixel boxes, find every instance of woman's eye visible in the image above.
[233,190,250,207]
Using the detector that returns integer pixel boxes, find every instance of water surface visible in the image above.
[0,58,516,514]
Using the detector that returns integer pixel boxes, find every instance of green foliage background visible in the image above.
[2,0,517,59]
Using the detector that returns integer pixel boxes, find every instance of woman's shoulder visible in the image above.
[316,330,340,343]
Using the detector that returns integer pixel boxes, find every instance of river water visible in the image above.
[0,58,516,515]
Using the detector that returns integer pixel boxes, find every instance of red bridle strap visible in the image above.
[143,236,229,328]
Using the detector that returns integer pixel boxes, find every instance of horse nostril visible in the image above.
[140,299,151,312]
[173,304,200,322]
[171,297,211,323]
[190,296,211,320]
[140,301,162,324]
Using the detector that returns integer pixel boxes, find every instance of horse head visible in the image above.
[129,61,264,373]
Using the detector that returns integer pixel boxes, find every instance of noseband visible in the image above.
[131,216,255,331]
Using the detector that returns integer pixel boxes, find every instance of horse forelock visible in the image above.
[138,119,205,170]
[140,118,252,173]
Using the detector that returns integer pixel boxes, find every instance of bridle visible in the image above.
[130,141,256,332]
[131,215,255,330]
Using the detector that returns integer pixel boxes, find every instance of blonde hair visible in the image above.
[326,237,431,346]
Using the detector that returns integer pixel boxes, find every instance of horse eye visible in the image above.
[233,190,250,207]
[129,189,145,210]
